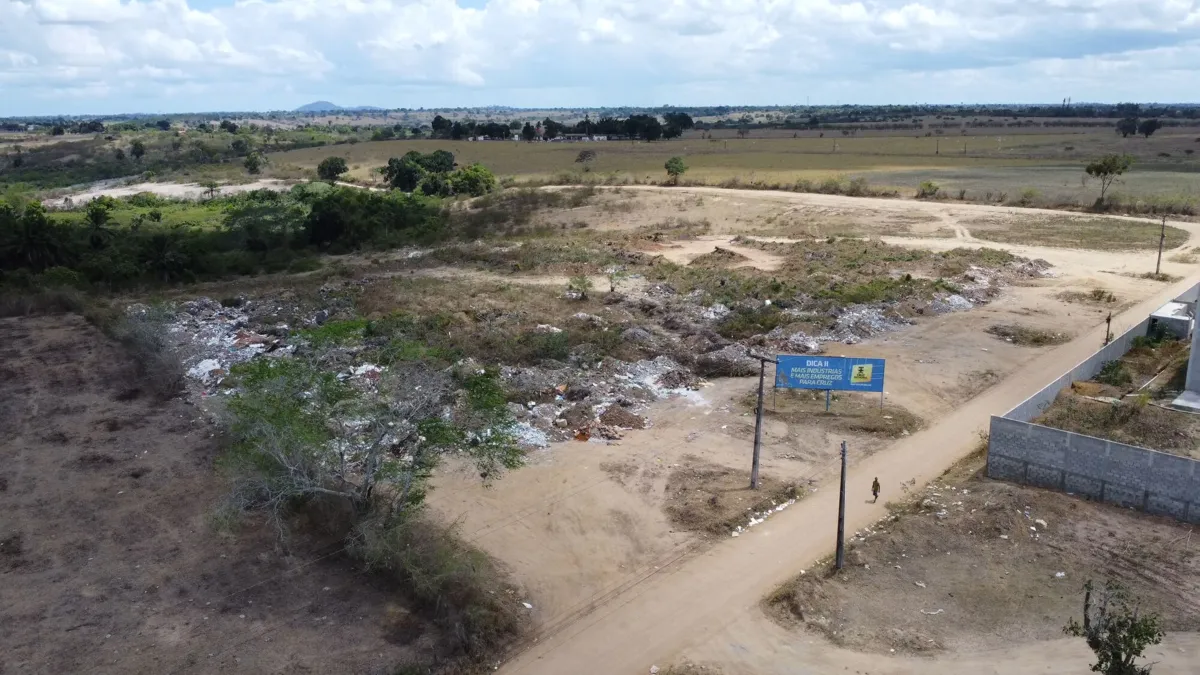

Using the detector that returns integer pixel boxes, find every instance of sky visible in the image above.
[1,0,1199,116]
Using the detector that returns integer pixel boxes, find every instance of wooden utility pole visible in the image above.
[835,440,848,570]
[1156,215,1167,276]
[749,353,778,489]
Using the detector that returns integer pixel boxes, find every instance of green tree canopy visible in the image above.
[317,156,349,182]
[664,156,688,184]
[449,164,497,198]
[1085,153,1134,203]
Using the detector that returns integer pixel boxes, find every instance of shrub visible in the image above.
[1095,360,1132,387]
[350,516,526,662]
[567,274,593,300]
[448,163,497,197]
[104,305,184,401]
[916,180,940,198]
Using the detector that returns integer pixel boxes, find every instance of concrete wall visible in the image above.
[988,417,1200,524]
[1188,308,1200,392]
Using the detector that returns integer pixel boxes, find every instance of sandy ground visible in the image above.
[40,179,294,207]
[420,188,1200,674]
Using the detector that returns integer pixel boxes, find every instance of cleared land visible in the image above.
[765,452,1200,656]
[0,315,431,673]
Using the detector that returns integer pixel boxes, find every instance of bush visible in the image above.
[350,516,526,663]
[449,163,497,197]
[104,305,184,401]
[916,180,940,198]
[1095,360,1132,387]
[717,306,788,339]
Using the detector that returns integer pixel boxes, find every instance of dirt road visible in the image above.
[499,271,1200,674]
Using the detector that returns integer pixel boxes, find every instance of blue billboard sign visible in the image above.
[775,355,886,393]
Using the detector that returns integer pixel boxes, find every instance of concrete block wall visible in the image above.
[986,281,1200,524]
[987,417,1200,524]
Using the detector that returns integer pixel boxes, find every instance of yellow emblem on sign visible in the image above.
[850,364,873,384]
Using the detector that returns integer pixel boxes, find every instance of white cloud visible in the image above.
[0,0,1197,115]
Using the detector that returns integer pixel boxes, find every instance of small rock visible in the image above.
[622,326,654,343]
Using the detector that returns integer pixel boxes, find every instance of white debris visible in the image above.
[522,602,533,609]
[1035,519,1048,529]
[920,609,945,615]
[914,581,927,589]
[187,359,224,385]
[650,667,660,675]
[350,363,383,379]
[930,294,973,314]
[1054,572,1066,579]
[512,423,549,448]
[534,324,563,333]
[701,303,732,322]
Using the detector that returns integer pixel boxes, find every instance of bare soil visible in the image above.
[0,314,431,674]
[660,459,799,536]
[754,389,924,441]
[764,453,1200,655]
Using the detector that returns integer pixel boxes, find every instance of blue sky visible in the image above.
[1,0,1198,116]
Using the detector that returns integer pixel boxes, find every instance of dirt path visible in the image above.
[610,185,1199,230]
[498,272,1200,674]
[41,179,295,206]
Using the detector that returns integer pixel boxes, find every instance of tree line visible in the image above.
[422,112,696,141]
[0,185,452,288]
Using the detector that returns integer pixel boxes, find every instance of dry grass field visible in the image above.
[268,130,1200,211]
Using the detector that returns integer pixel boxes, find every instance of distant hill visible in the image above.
[295,101,385,113]
[295,101,343,113]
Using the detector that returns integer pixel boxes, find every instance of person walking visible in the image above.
[871,477,880,503]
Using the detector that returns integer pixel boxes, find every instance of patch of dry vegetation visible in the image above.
[1057,287,1118,306]
[986,323,1071,346]
[1035,336,1197,457]
[965,215,1188,251]
[353,277,648,367]
[688,246,751,268]
[1035,394,1198,457]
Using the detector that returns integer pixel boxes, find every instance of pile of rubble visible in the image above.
[164,298,293,395]
[502,355,707,445]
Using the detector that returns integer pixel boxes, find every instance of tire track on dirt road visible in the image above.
[498,271,1200,675]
